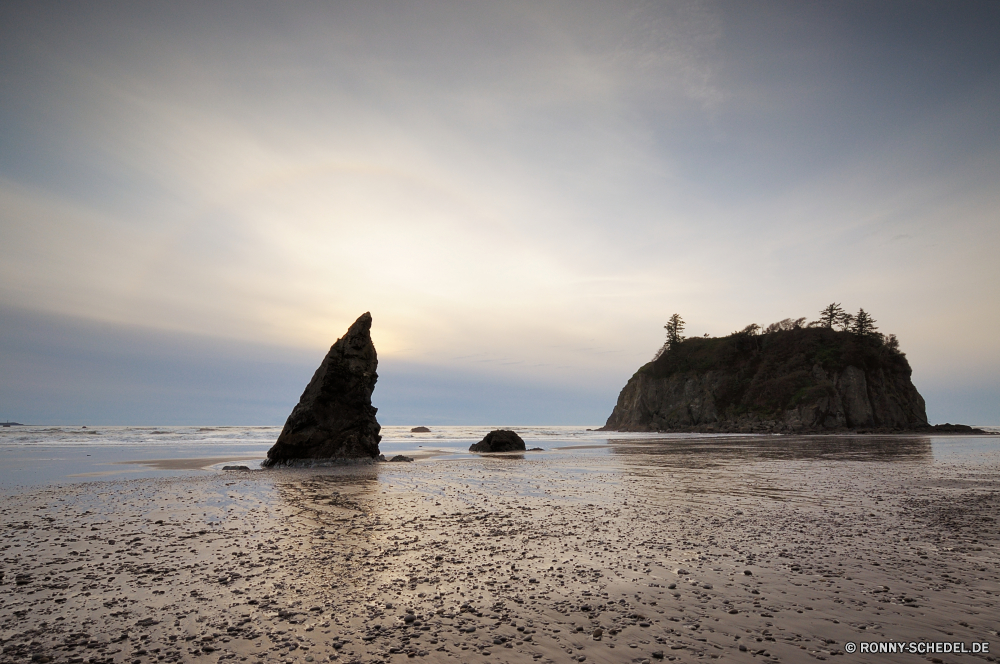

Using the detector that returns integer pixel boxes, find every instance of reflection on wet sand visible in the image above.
[272,471,380,595]
[610,435,934,465]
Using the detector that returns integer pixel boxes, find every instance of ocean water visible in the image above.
[0,425,624,487]
[0,424,997,488]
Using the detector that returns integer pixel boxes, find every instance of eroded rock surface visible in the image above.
[604,327,929,433]
[264,313,381,466]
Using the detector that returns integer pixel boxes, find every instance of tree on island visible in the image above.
[653,313,686,360]
[764,317,806,333]
[731,322,762,352]
[664,313,685,348]
[819,303,844,328]
[851,308,878,337]
[819,302,855,330]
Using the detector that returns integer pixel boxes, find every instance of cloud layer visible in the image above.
[1,1,998,423]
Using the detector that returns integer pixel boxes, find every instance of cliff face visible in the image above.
[603,327,928,433]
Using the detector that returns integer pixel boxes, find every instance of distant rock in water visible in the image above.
[603,327,929,433]
[926,423,992,434]
[469,429,526,453]
[410,426,431,433]
[263,313,381,467]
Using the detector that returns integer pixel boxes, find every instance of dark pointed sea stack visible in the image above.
[469,429,526,453]
[263,313,381,467]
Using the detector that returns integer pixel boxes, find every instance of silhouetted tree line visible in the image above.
[808,302,898,350]
[654,303,903,360]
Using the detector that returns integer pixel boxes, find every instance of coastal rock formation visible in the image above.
[604,327,929,433]
[469,429,526,452]
[410,426,431,433]
[263,313,381,466]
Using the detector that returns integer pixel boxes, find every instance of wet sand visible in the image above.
[1,436,998,664]
[113,458,262,471]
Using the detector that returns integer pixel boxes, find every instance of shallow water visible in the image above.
[0,424,997,487]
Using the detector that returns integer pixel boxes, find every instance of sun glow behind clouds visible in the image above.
[1,1,999,423]
[1,2,723,383]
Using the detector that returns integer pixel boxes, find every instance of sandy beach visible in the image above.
[2,435,999,664]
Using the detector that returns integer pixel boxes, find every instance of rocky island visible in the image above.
[263,312,382,466]
[604,307,933,433]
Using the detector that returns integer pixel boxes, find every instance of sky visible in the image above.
[1,1,998,425]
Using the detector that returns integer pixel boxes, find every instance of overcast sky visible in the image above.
[1,1,998,425]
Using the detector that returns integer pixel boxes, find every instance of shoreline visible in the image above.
[601,426,998,436]
[1,430,996,490]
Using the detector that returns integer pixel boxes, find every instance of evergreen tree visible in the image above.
[664,314,686,349]
[819,303,844,328]
[851,308,878,337]
[837,312,854,332]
